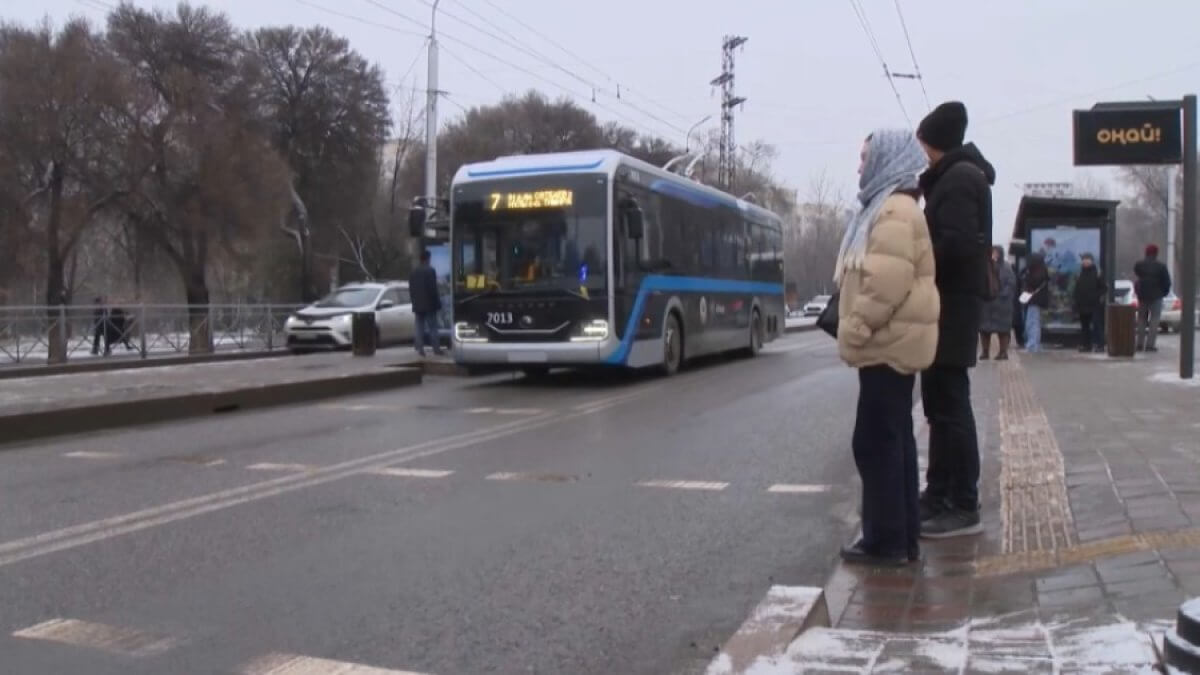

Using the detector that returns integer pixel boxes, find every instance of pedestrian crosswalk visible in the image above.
[10,617,430,674]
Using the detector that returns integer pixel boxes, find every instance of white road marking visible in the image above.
[638,480,729,491]
[319,403,396,412]
[12,618,180,657]
[0,385,663,568]
[63,451,124,460]
[366,467,454,479]
[240,652,429,675]
[247,463,315,473]
[767,483,833,494]
[466,407,494,414]
[485,471,577,483]
[494,408,544,415]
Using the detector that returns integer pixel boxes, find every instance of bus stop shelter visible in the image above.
[1008,196,1120,342]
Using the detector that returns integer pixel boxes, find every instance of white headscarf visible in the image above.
[834,129,928,286]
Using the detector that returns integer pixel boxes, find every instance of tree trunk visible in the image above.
[44,162,67,365]
[183,269,212,355]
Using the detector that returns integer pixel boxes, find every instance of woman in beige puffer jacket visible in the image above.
[834,129,939,567]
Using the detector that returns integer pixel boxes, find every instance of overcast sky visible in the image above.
[9,0,1200,243]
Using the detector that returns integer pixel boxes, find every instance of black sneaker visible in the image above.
[920,508,983,539]
[840,540,908,567]
[919,494,947,522]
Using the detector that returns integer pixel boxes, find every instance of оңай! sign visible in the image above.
[1073,103,1183,166]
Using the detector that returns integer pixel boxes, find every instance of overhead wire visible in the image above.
[400,0,692,136]
[893,0,930,110]
[472,0,697,126]
[848,0,911,127]
[298,0,678,140]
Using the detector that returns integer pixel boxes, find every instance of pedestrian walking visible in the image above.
[1134,244,1171,353]
[1020,253,1050,353]
[835,129,938,567]
[914,101,995,539]
[91,296,109,356]
[1073,253,1105,352]
[979,246,1016,360]
[409,249,444,357]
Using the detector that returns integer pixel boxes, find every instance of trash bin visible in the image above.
[1106,303,1136,357]
[351,312,377,356]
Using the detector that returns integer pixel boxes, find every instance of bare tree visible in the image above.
[107,3,290,352]
[786,169,849,302]
[0,18,127,362]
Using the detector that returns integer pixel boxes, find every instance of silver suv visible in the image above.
[285,282,414,352]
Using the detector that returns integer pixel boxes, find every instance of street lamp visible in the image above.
[686,115,712,153]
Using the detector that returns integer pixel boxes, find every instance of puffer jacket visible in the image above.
[837,193,940,375]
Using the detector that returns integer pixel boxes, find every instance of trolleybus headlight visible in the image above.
[571,319,609,342]
[454,321,487,343]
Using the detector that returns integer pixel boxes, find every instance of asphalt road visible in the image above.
[0,331,861,675]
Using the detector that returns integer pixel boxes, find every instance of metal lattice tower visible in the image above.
[711,35,747,189]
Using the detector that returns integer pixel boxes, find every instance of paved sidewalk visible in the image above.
[727,338,1199,672]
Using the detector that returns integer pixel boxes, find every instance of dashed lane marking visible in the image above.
[767,483,833,494]
[12,618,180,658]
[638,479,729,491]
[486,471,579,483]
[467,407,544,415]
[240,652,430,675]
[366,467,454,479]
[245,463,315,473]
[63,451,125,460]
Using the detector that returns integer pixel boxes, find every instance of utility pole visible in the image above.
[423,0,441,224]
[711,35,747,190]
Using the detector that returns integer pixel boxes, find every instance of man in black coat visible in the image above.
[409,249,444,357]
[915,101,995,539]
[1134,244,1171,352]
[1073,253,1105,352]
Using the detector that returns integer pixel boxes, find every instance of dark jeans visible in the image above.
[921,366,980,512]
[1079,312,1104,349]
[414,311,442,355]
[852,365,919,556]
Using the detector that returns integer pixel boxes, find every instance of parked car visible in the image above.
[802,295,832,317]
[1160,293,1182,333]
[285,282,415,352]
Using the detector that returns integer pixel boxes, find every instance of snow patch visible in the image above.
[1150,371,1200,387]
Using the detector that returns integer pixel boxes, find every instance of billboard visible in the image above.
[1073,105,1183,166]
[1029,226,1102,330]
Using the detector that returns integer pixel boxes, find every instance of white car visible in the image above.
[802,295,832,317]
[1160,293,1182,332]
[285,282,415,352]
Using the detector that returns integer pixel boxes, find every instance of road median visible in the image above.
[0,355,422,446]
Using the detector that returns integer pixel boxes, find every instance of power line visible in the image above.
[471,0,696,126]
[397,0,691,136]
[848,0,911,127]
[440,43,506,96]
[892,0,930,110]
[302,0,678,140]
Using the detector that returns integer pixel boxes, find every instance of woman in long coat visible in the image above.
[979,246,1016,360]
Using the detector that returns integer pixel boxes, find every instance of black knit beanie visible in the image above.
[917,101,968,152]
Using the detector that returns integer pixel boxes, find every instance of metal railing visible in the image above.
[0,304,304,366]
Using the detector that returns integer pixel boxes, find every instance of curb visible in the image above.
[0,349,290,380]
[785,324,817,334]
[706,586,830,674]
[0,366,423,446]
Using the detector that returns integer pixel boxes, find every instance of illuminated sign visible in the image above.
[487,189,573,210]
[1073,104,1182,166]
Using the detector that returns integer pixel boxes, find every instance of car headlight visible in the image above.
[571,319,609,342]
[334,313,353,324]
[455,322,487,343]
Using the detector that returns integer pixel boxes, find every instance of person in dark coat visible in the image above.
[91,297,108,356]
[1133,244,1171,352]
[915,101,994,539]
[409,249,444,357]
[1073,253,1105,352]
[1021,253,1051,352]
[979,246,1016,360]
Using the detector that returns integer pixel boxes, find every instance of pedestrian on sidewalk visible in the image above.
[979,246,1016,361]
[915,101,994,539]
[1134,244,1171,353]
[1020,253,1050,353]
[409,249,444,358]
[1073,253,1105,352]
[91,296,109,356]
[835,128,938,566]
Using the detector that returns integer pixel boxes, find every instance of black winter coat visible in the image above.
[1133,257,1172,304]
[1022,265,1050,309]
[408,264,442,315]
[1073,266,1104,315]
[918,143,996,368]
